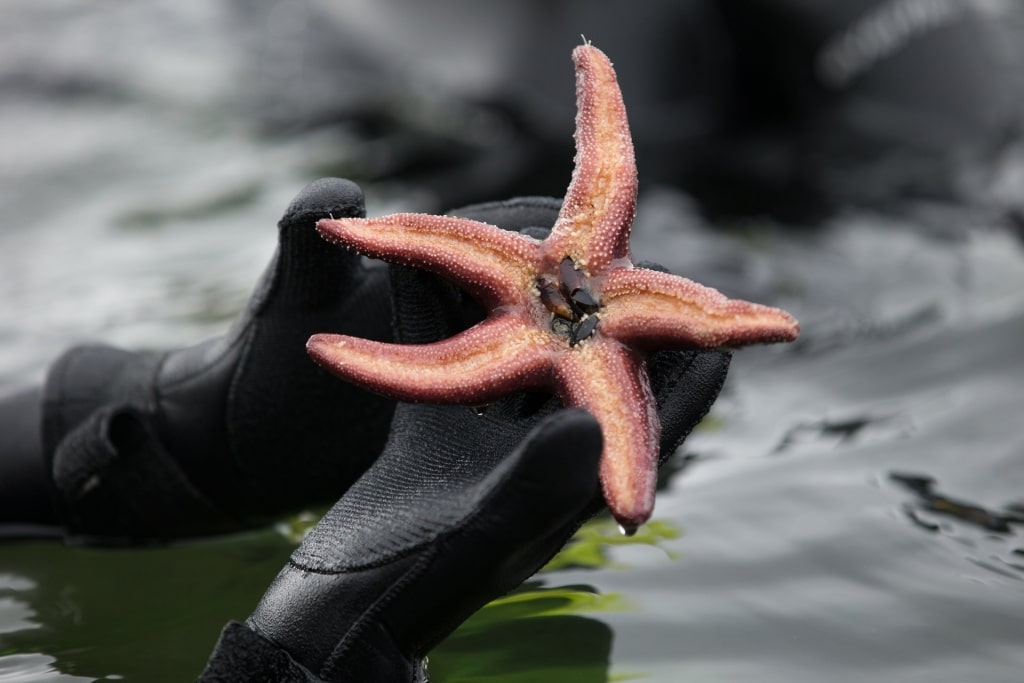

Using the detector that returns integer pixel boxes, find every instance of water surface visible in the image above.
[2,2,1023,681]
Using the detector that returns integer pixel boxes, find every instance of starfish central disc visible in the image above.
[307,44,800,532]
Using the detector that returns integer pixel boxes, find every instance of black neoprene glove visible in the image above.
[36,178,396,542]
[199,197,731,682]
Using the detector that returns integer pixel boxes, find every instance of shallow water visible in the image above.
[2,1,1024,681]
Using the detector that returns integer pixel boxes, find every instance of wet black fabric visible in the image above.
[246,407,605,680]
[0,387,54,529]
[201,618,429,681]
[156,179,394,518]
[48,404,236,542]
[236,195,731,680]
[200,621,320,683]
[35,178,396,542]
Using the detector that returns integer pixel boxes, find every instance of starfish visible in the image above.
[307,43,799,533]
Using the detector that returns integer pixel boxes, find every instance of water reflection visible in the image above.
[430,583,618,683]
[0,653,93,683]
[543,518,681,572]
[0,574,92,682]
[0,533,292,681]
[0,574,38,635]
[3,1,1024,680]
[889,472,1024,584]
[429,518,683,682]
[773,413,914,455]
[890,472,1024,534]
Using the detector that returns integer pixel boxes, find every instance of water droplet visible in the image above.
[618,523,638,537]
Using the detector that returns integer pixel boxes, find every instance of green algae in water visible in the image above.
[0,530,293,681]
[427,517,682,682]
[542,518,681,572]
[427,583,626,683]
[0,516,681,681]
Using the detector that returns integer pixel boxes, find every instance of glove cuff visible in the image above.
[200,621,426,683]
[42,345,238,542]
[42,344,161,457]
[199,621,321,682]
[49,404,238,542]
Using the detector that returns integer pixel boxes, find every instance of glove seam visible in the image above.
[321,547,437,678]
[287,411,583,575]
[153,332,250,394]
[42,347,76,461]
[149,331,255,518]
[43,345,162,463]
[225,323,264,499]
[288,535,436,574]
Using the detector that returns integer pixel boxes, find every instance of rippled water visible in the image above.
[2,1,1023,681]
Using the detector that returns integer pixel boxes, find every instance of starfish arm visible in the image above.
[307,313,554,404]
[303,43,801,537]
[555,338,660,531]
[544,44,637,274]
[317,214,539,308]
[599,268,800,349]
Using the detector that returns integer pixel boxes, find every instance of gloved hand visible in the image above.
[35,178,396,542]
[199,197,732,682]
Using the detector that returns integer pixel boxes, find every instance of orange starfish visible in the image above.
[307,43,799,533]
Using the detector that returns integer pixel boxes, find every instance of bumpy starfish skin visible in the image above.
[307,44,799,532]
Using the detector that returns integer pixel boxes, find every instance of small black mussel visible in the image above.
[570,315,600,345]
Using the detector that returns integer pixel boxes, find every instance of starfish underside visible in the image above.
[307,44,799,533]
